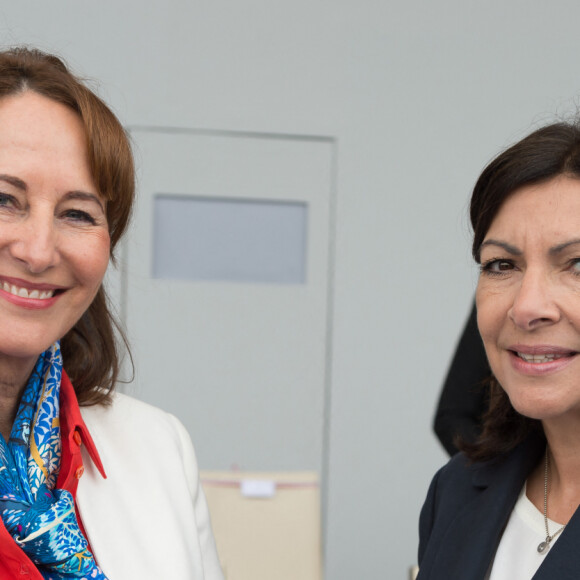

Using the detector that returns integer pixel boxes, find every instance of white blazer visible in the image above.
[76,392,224,580]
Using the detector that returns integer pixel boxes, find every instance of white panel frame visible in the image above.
[122,127,336,476]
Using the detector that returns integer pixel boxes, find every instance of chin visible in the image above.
[508,392,575,422]
[0,339,56,361]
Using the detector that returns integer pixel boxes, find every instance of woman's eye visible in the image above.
[63,209,96,225]
[481,259,514,274]
[0,193,16,208]
[569,259,580,274]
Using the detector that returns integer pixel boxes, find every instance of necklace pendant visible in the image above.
[537,540,549,554]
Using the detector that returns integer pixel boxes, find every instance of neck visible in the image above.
[528,418,580,525]
[0,354,37,440]
[543,417,580,484]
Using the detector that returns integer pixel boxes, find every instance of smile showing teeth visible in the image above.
[1,282,54,300]
[517,352,569,363]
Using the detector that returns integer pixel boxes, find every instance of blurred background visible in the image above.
[2,2,580,577]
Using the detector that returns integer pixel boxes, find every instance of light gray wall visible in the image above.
[3,2,580,577]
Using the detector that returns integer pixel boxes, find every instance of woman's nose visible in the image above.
[8,218,60,274]
[508,270,560,330]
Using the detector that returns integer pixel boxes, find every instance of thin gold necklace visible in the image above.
[537,448,566,554]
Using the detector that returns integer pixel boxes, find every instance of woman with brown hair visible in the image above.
[0,47,223,579]
[418,122,580,579]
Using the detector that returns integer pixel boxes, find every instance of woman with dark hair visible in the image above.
[0,47,223,579]
[418,122,580,579]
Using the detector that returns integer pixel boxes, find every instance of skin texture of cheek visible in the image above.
[475,289,504,368]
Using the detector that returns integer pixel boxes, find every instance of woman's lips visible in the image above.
[0,276,65,309]
[1,281,53,300]
[508,346,578,375]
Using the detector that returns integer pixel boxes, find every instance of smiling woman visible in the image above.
[0,48,223,579]
[0,92,110,369]
[418,123,580,580]
[477,178,580,425]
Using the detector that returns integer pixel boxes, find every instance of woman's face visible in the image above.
[0,91,109,363]
[476,176,580,422]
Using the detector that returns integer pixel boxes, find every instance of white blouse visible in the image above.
[486,484,563,580]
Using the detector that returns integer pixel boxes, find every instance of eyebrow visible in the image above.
[548,239,580,254]
[64,191,106,213]
[479,239,522,255]
[0,175,104,212]
[0,174,27,191]
[480,238,580,256]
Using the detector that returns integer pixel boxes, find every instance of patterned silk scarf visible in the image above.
[0,343,107,579]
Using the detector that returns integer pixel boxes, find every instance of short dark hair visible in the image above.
[465,121,580,461]
[0,47,135,405]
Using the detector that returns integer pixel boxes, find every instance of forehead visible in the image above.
[485,177,580,242]
[0,90,84,141]
[0,91,93,185]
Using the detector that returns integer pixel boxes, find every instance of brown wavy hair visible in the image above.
[0,47,135,405]
[464,121,580,461]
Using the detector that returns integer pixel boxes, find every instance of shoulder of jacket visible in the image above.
[80,391,190,449]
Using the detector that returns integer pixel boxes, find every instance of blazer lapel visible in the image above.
[428,438,544,579]
[534,506,580,579]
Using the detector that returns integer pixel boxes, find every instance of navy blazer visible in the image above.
[418,434,580,579]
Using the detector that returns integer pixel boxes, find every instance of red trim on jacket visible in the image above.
[57,371,107,491]
[0,371,106,578]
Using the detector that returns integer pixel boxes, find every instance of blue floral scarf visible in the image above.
[0,343,107,579]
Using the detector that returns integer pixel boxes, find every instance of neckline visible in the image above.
[516,482,564,534]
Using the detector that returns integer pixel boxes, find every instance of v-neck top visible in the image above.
[486,483,564,580]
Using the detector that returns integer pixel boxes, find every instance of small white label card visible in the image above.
[240,479,277,499]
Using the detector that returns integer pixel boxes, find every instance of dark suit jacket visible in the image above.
[418,434,580,579]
